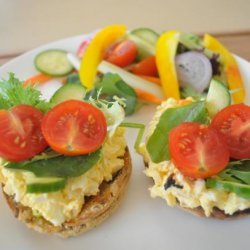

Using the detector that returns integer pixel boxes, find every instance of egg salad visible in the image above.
[140,98,250,216]
[0,127,126,226]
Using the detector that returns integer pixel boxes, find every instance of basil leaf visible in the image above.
[5,149,101,178]
[96,73,138,116]
[146,101,208,163]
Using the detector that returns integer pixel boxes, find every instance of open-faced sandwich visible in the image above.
[0,24,158,237]
[0,73,132,237]
[140,95,250,218]
[139,28,250,218]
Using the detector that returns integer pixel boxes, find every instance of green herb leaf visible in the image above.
[217,159,250,185]
[5,149,101,178]
[146,101,208,163]
[96,73,138,116]
[0,73,51,112]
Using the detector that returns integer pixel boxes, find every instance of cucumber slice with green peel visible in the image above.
[50,83,86,106]
[206,178,250,199]
[126,34,155,60]
[35,49,73,76]
[98,61,164,99]
[131,28,159,45]
[206,79,231,117]
[26,177,66,193]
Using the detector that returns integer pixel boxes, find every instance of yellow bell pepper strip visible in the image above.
[156,31,180,99]
[79,24,126,90]
[203,34,245,103]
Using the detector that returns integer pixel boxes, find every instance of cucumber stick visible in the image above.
[50,83,86,106]
[26,177,66,193]
[35,49,73,76]
[98,60,164,99]
[206,79,231,117]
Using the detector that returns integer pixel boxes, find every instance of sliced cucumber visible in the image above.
[127,34,155,60]
[131,28,159,45]
[35,49,73,76]
[179,33,213,59]
[179,33,203,51]
[50,83,86,106]
[206,79,231,117]
[206,178,250,199]
[26,177,66,193]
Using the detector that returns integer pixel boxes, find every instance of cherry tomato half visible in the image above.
[41,100,107,155]
[130,56,158,77]
[0,105,47,162]
[103,40,137,67]
[169,122,229,179]
[211,104,250,159]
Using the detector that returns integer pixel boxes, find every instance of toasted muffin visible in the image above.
[144,160,250,220]
[140,98,250,219]
[2,147,131,238]
[0,126,132,237]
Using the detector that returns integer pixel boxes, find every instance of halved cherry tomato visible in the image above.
[211,104,250,159]
[169,122,229,179]
[130,56,158,77]
[103,40,137,67]
[42,100,107,155]
[0,105,47,162]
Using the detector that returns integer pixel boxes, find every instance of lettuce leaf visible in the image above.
[0,73,51,112]
[95,73,138,116]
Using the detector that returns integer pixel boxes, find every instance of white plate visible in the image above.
[0,34,250,250]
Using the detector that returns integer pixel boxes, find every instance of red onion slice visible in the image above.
[175,51,212,93]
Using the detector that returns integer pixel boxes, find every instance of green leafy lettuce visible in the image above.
[94,73,138,116]
[0,73,50,112]
[216,159,250,185]
[206,160,250,199]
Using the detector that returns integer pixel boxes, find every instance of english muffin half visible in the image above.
[2,146,131,237]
